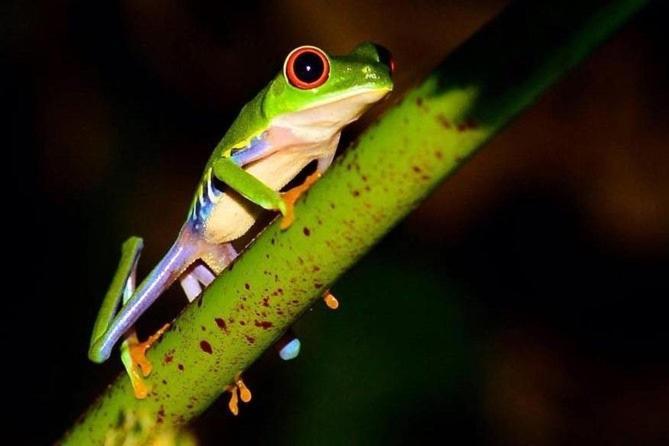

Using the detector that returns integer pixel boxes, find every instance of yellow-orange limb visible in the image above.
[129,323,171,377]
[280,171,322,229]
[323,291,339,310]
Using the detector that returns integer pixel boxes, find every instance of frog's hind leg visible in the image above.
[180,269,204,302]
[179,243,238,301]
[109,241,171,398]
[88,237,144,362]
[86,237,151,397]
[179,263,216,301]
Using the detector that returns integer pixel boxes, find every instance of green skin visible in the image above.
[88,42,393,394]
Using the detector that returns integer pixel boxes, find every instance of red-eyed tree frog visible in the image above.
[88,43,394,399]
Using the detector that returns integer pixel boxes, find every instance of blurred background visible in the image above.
[6,0,668,444]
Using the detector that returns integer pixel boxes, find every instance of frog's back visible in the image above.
[204,86,271,169]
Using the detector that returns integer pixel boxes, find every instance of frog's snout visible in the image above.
[371,43,395,76]
[350,42,395,78]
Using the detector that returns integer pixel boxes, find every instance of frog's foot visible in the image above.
[280,170,321,229]
[120,323,170,399]
[128,323,171,377]
[121,330,149,400]
[225,373,253,416]
[121,332,150,399]
[323,290,339,310]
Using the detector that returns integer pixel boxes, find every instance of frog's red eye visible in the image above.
[283,46,330,90]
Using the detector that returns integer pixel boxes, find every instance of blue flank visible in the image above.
[189,134,270,228]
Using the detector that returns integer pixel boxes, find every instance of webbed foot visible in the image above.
[120,323,170,399]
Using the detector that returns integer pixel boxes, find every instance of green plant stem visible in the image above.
[60,0,647,443]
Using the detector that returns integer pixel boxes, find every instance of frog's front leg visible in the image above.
[212,157,289,220]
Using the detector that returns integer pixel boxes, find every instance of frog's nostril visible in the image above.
[373,44,395,75]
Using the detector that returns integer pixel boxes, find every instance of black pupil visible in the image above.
[294,52,324,83]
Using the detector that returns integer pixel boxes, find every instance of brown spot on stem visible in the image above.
[244,335,256,344]
[436,113,452,128]
[157,406,165,424]
[456,118,479,132]
[416,97,430,112]
[178,364,184,371]
[199,341,213,354]
[163,353,173,364]
[215,318,228,332]
[303,227,311,236]
[244,283,250,290]
[254,320,273,330]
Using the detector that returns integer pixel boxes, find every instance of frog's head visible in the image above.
[262,42,394,139]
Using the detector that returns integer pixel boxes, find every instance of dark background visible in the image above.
[6,1,668,444]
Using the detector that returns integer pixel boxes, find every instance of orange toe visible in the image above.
[280,171,321,229]
[324,291,339,310]
[129,323,170,377]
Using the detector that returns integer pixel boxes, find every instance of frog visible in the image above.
[88,42,394,398]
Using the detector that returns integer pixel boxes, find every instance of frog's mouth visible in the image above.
[271,86,392,139]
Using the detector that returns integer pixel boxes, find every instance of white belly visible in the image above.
[201,147,317,244]
[199,88,388,245]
